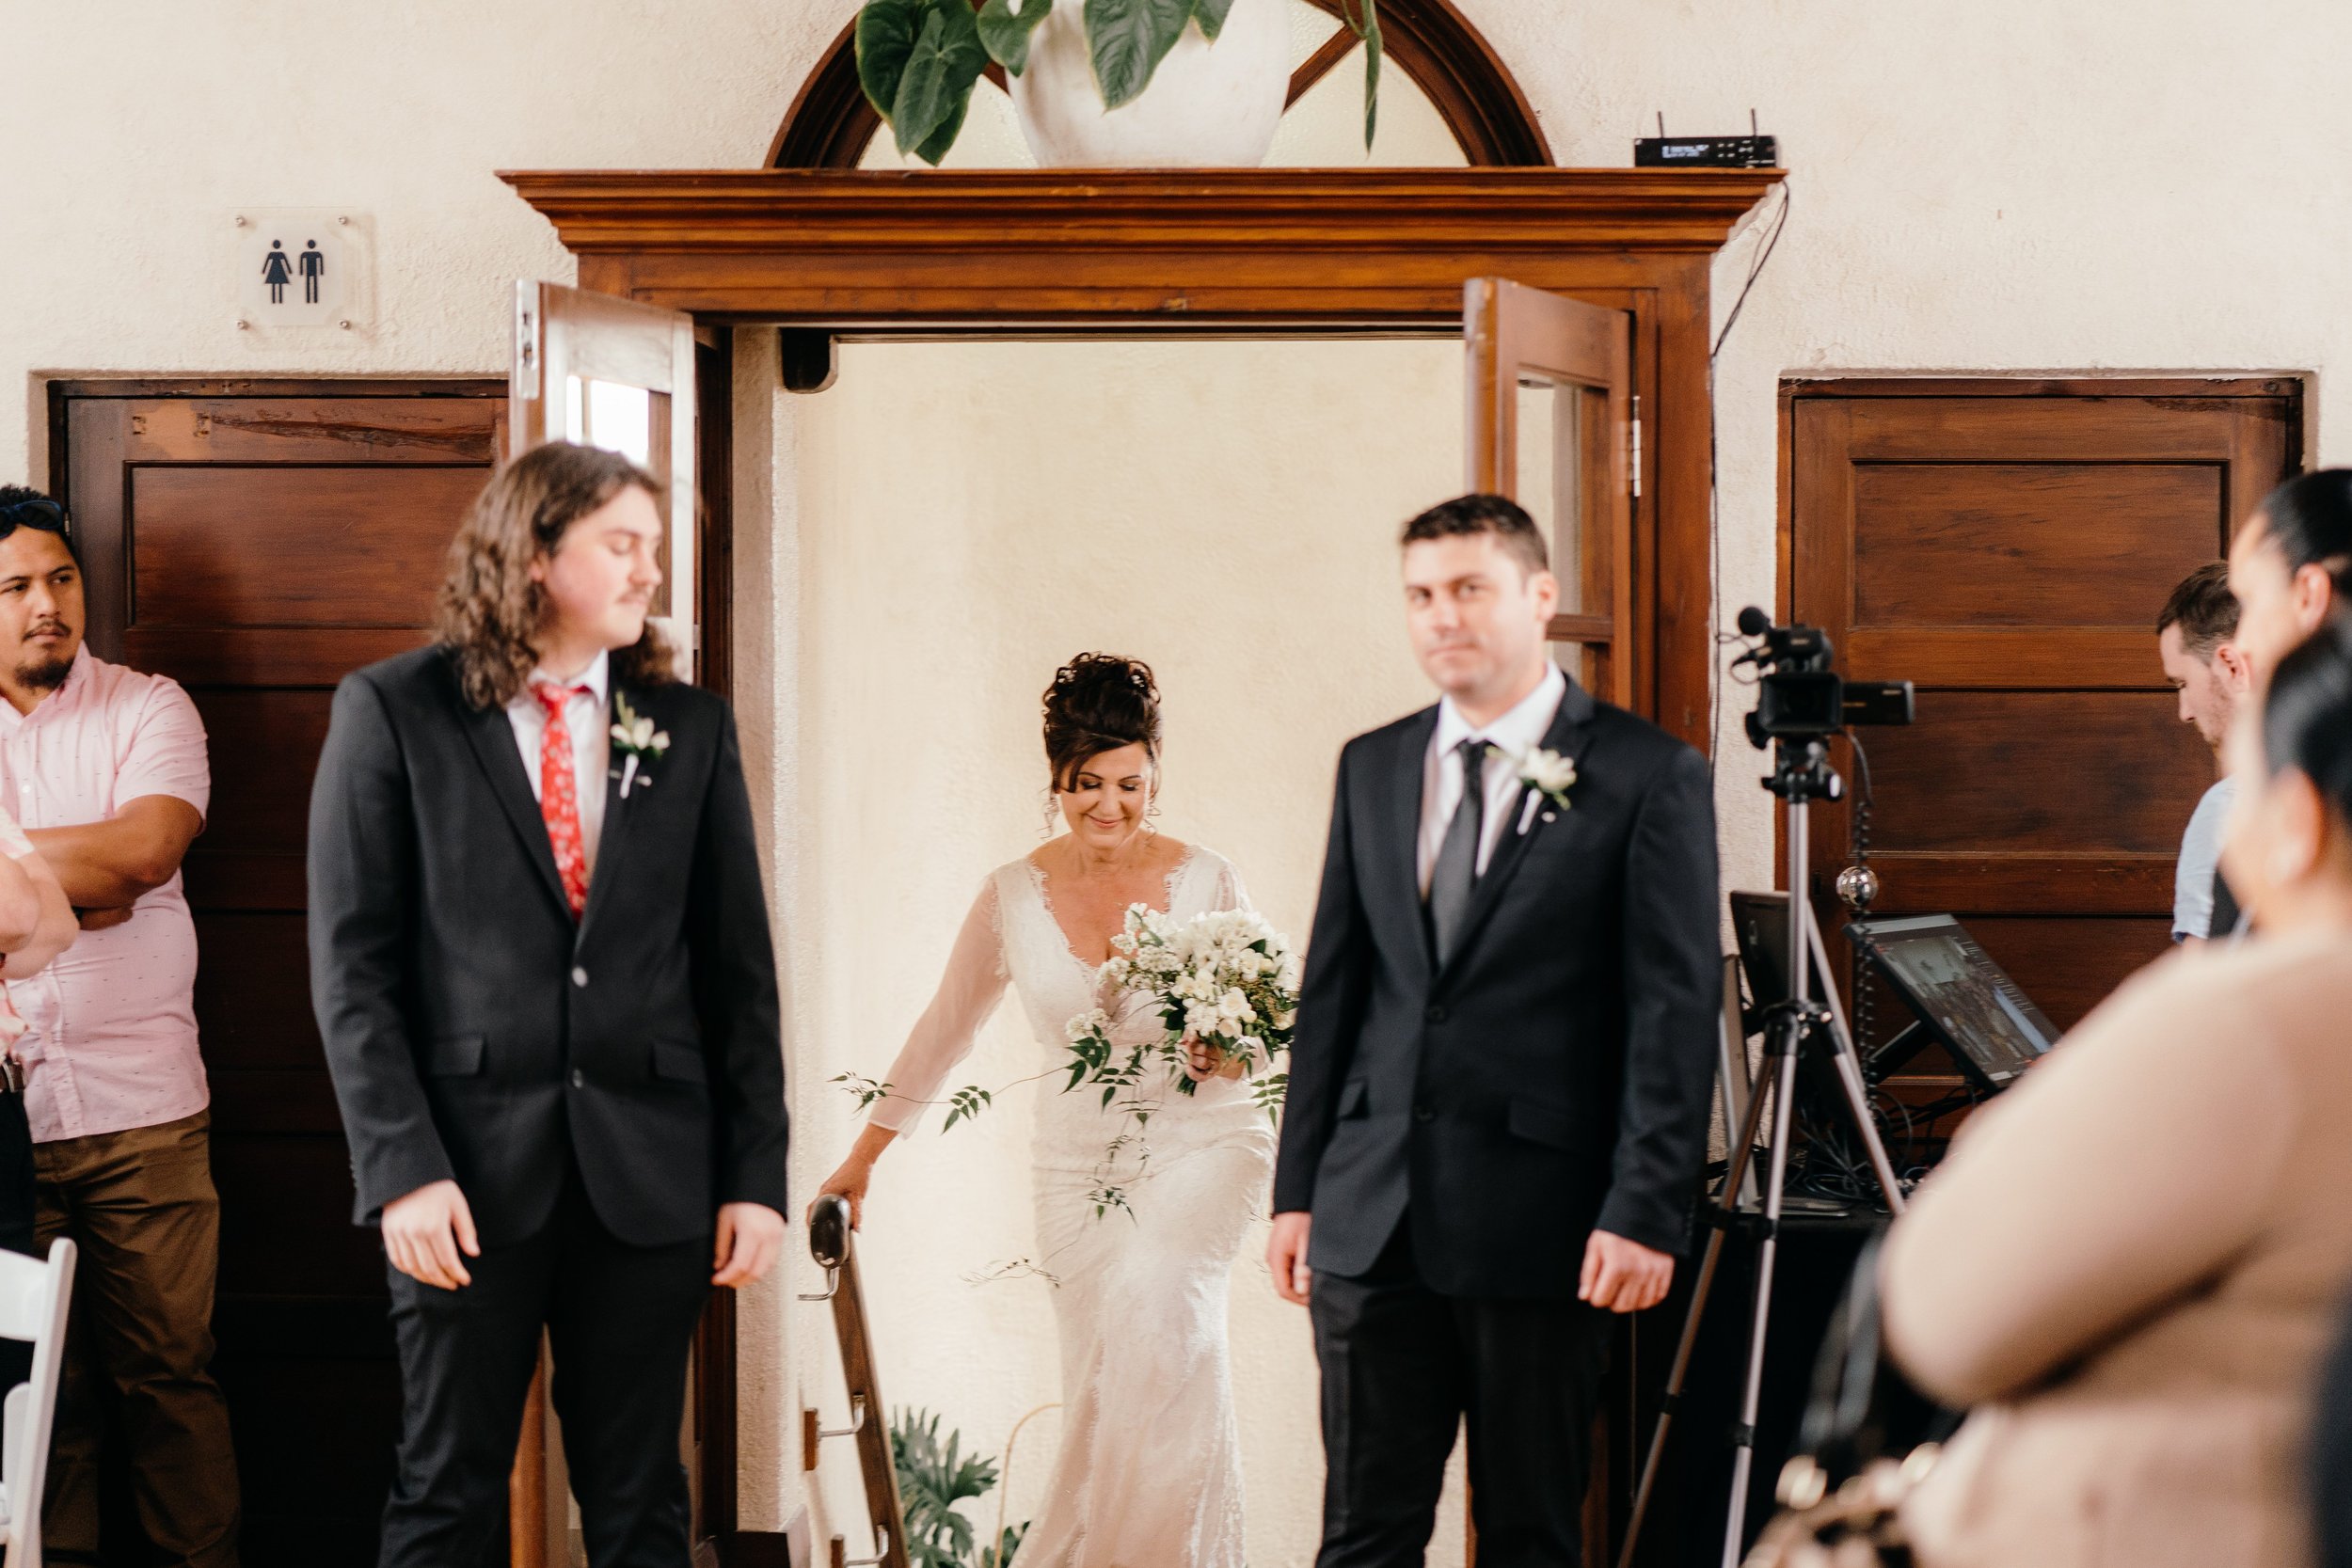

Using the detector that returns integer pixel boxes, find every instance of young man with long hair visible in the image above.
[309,442,787,1567]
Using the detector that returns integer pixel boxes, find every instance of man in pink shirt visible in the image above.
[0,487,235,1568]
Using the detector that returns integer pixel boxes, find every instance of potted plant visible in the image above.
[854,0,1382,168]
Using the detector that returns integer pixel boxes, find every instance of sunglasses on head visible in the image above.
[0,499,68,533]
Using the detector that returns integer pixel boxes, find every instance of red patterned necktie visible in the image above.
[532,682,594,918]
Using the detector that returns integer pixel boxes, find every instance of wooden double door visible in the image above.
[1785,378,2300,1054]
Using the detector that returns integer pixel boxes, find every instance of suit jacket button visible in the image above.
[571,967,589,989]
[1414,1101,1435,1122]
[569,1069,585,1089]
[1424,1005,1447,1024]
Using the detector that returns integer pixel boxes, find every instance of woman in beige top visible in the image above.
[1883,614,2352,1568]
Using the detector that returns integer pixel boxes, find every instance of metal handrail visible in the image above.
[801,1194,909,1568]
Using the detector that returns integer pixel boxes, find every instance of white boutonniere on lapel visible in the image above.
[1493,743,1577,835]
[609,695,670,800]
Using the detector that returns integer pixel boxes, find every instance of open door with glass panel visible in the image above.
[1464,277,1635,710]
[506,280,703,1568]
[511,280,701,679]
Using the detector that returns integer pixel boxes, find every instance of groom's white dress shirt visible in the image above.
[504,649,612,874]
[1417,661,1567,895]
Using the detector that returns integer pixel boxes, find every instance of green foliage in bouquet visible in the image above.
[853,0,1383,166]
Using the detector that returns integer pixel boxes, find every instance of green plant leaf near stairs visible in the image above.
[893,1406,1030,1568]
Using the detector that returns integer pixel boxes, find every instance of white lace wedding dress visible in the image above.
[869,846,1275,1568]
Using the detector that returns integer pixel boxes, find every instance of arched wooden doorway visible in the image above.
[767,0,1551,169]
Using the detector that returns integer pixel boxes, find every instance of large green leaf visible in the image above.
[977,0,1054,75]
[892,0,990,161]
[911,90,973,166]
[854,0,926,119]
[1190,0,1234,41]
[1356,0,1382,149]
[1086,0,1193,108]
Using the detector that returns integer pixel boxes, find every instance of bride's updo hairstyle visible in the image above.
[1042,654,1162,792]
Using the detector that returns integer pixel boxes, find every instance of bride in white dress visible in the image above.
[818,654,1276,1568]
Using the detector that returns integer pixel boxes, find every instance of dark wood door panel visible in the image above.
[130,467,474,629]
[1865,692,2214,854]
[185,690,332,859]
[1838,394,2294,473]
[1860,849,2172,916]
[1851,914,2172,1047]
[191,912,321,1069]
[1851,462,2225,627]
[1842,627,2169,689]
[1962,915,2176,1032]
[213,1134,387,1297]
[1788,380,2298,1068]
[114,396,501,465]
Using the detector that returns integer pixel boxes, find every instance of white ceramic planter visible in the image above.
[1008,0,1291,167]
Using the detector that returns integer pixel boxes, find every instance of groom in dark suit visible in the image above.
[1269,494,1719,1568]
[309,442,787,1567]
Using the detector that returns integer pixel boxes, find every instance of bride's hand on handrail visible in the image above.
[814,1124,898,1231]
[814,1160,871,1231]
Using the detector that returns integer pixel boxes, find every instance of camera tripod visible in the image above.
[1615,736,1908,1568]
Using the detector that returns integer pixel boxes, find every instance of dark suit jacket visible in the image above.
[1272,675,1720,1298]
[307,646,787,1249]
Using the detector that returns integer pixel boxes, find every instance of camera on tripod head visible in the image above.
[1733,607,1915,748]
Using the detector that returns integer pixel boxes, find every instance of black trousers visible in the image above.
[1311,1219,1613,1568]
[378,1164,710,1568]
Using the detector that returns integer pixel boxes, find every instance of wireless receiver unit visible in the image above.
[1634,111,1779,168]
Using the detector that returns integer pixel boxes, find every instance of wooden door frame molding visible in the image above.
[503,165,1782,744]
[768,0,1551,170]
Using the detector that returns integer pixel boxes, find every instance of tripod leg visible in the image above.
[1824,1043,1907,1215]
[1614,1023,1786,1568]
[1722,1022,1803,1568]
[1803,915,1908,1214]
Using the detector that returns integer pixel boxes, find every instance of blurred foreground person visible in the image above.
[2232,469,2351,683]
[1882,614,2352,1568]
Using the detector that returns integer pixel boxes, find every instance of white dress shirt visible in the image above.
[1417,662,1567,895]
[504,650,612,875]
[2171,775,2236,942]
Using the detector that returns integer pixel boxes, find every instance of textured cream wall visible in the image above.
[8,0,2352,1556]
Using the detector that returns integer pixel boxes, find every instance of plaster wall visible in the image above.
[6,0,2351,1558]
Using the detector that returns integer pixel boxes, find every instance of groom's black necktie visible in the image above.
[1427,736,1487,963]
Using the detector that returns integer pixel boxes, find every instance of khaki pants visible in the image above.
[34,1109,241,1568]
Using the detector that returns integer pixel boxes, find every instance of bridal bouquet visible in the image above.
[836,904,1300,1220]
[1060,904,1298,1213]
[1065,905,1296,1116]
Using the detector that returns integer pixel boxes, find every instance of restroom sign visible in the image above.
[235,210,369,330]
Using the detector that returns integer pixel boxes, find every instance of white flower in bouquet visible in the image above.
[1057,903,1300,1216]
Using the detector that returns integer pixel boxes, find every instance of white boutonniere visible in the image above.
[1493,743,1577,834]
[609,694,670,799]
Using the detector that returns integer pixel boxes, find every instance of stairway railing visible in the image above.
[800,1193,910,1568]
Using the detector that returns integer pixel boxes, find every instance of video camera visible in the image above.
[1733,607,1915,747]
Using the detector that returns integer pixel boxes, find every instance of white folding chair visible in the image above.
[0,1237,74,1568]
